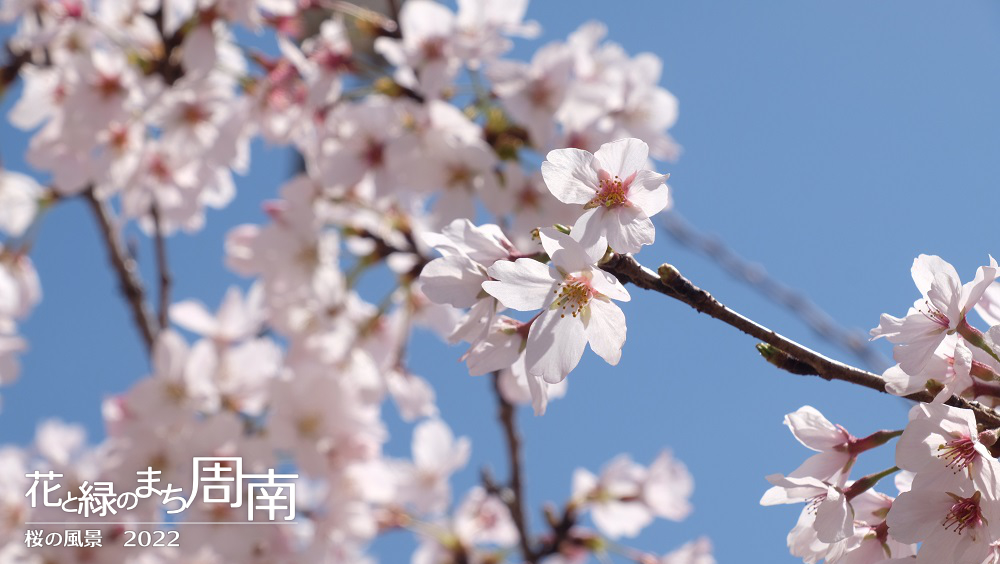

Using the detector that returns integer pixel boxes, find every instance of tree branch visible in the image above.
[150,204,172,330]
[599,253,1000,430]
[488,371,534,562]
[85,190,157,354]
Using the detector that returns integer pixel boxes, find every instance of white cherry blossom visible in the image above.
[483,227,630,384]
[542,138,670,256]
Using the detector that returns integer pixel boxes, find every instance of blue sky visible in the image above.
[1,1,998,562]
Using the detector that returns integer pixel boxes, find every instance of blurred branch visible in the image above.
[85,190,157,354]
[536,502,579,560]
[661,211,890,372]
[486,371,534,562]
[599,253,1000,431]
[150,203,172,330]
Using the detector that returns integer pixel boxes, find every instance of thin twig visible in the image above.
[150,204,171,330]
[489,371,534,562]
[85,190,157,353]
[661,211,890,372]
[599,253,1000,430]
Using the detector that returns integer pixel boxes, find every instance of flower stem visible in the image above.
[845,466,899,501]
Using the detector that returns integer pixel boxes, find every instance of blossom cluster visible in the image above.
[762,255,1000,564]
[0,0,704,563]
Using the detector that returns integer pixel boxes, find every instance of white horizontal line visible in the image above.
[23,524,296,528]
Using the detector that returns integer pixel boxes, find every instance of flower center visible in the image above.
[585,173,629,210]
[943,491,984,535]
[920,300,951,329]
[937,435,979,474]
[805,493,827,515]
[551,277,594,319]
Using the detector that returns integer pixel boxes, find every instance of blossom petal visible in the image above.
[540,227,600,273]
[421,255,487,308]
[911,254,960,298]
[584,298,626,365]
[483,258,555,311]
[626,170,670,218]
[589,268,630,302]
[569,208,608,261]
[814,488,852,543]
[594,138,648,178]
[605,206,655,254]
[784,406,846,451]
[526,307,587,384]
[541,148,598,205]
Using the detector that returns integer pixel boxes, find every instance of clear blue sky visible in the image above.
[1,1,998,562]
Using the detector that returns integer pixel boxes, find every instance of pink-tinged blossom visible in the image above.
[975,281,1000,326]
[886,469,1000,564]
[783,406,857,481]
[268,360,386,476]
[0,249,41,330]
[483,228,630,384]
[397,418,471,514]
[0,334,26,391]
[492,163,580,249]
[312,97,413,198]
[761,475,853,544]
[542,138,670,257]
[871,254,1000,375]
[830,490,916,564]
[420,219,516,344]
[659,537,716,564]
[0,170,42,237]
[374,0,460,98]
[880,334,994,402]
[895,403,998,493]
[453,486,520,547]
[454,0,539,67]
[488,42,574,148]
[572,451,693,539]
[170,284,265,345]
[282,18,351,111]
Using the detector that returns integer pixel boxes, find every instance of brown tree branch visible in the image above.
[488,371,534,562]
[599,253,1000,430]
[85,190,157,354]
[150,204,172,330]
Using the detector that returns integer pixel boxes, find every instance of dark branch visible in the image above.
[488,371,534,562]
[150,204,172,330]
[85,190,157,354]
[661,211,890,371]
[599,253,1001,430]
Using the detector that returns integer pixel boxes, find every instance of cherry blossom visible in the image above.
[483,227,630,384]
[572,451,692,538]
[871,254,1000,375]
[542,138,670,256]
[886,469,999,564]
[896,403,998,492]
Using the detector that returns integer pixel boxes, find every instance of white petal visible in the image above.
[541,148,598,205]
[570,207,609,262]
[589,268,630,302]
[540,227,599,273]
[593,138,649,178]
[911,254,960,298]
[584,298,626,365]
[783,406,846,451]
[420,255,487,308]
[814,488,852,543]
[483,258,555,311]
[626,170,670,217]
[525,307,587,384]
[605,206,655,254]
[169,300,219,336]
